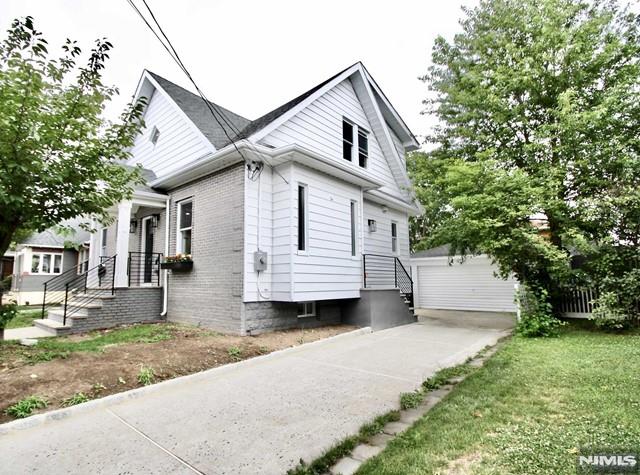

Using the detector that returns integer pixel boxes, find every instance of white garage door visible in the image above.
[413,256,516,312]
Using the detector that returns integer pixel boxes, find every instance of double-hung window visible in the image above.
[342,118,369,169]
[297,184,308,252]
[100,228,108,257]
[358,130,368,168]
[350,201,357,257]
[177,200,193,255]
[391,221,398,254]
[31,252,62,274]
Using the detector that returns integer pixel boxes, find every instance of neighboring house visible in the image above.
[1,251,14,280]
[12,220,90,306]
[37,62,422,335]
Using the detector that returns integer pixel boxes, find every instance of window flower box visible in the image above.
[161,254,193,272]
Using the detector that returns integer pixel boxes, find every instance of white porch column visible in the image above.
[114,201,132,287]
[87,219,101,270]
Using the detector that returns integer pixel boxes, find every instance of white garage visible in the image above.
[411,248,517,313]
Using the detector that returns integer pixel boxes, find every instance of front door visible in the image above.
[142,217,154,284]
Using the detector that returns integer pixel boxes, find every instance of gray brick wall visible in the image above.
[165,164,245,333]
[243,300,342,335]
[65,287,163,334]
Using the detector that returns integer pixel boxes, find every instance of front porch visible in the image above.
[34,191,169,335]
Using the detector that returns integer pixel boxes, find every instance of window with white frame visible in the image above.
[31,252,63,275]
[297,301,316,318]
[391,221,398,254]
[150,126,161,145]
[100,228,108,257]
[342,118,369,168]
[77,247,89,274]
[297,184,308,252]
[177,200,193,255]
[350,200,357,257]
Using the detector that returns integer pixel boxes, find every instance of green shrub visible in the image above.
[137,366,156,386]
[5,395,47,418]
[61,392,90,407]
[590,291,633,331]
[516,286,565,337]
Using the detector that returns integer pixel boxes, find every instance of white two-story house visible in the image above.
[37,62,422,336]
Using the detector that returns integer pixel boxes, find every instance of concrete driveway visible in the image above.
[0,316,511,475]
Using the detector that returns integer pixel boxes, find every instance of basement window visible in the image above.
[297,301,316,318]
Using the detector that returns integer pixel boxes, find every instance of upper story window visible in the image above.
[391,221,398,254]
[297,184,308,252]
[177,200,193,255]
[31,252,63,275]
[150,126,161,145]
[358,130,368,168]
[342,120,354,162]
[342,118,368,168]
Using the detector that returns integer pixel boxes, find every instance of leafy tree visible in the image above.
[0,16,146,262]
[412,0,640,316]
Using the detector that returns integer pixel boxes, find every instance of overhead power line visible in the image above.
[125,0,289,183]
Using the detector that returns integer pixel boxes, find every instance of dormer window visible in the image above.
[150,126,160,145]
[342,118,368,168]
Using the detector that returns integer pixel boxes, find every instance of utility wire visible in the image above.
[126,0,289,184]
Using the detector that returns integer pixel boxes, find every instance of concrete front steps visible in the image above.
[33,287,163,336]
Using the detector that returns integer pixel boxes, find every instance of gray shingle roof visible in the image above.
[148,72,251,149]
[411,244,452,258]
[22,218,91,248]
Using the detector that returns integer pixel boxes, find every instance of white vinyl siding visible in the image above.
[260,78,406,202]
[128,88,212,178]
[412,256,517,312]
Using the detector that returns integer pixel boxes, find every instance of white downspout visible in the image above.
[161,197,170,316]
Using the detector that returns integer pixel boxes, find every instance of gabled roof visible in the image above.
[146,72,251,149]
[21,218,91,248]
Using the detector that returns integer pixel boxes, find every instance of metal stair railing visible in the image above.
[362,253,414,307]
[41,255,117,325]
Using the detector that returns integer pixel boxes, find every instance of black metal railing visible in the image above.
[363,253,414,307]
[41,256,117,325]
[127,252,162,287]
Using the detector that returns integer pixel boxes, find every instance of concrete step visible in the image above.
[65,300,103,309]
[34,318,72,336]
[47,308,89,325]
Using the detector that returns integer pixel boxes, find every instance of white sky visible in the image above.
[1,0,477,145]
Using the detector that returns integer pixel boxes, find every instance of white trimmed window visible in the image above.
[391,221,398,254]
[297,184,308,253]
[77,247,89,274]
[31,252,63,275]
[297,301,316,318]
[177,200,193,254]
[342,118,369,168]
[350,200,357,257]
[150,126,161,145]
[100,228,108,257]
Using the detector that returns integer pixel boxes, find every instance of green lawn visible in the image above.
[358,324,640,474]
[6,306,43,329]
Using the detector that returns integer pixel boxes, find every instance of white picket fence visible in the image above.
[559,287,598,318]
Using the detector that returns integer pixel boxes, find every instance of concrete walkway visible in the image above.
[3,326,52,340]
[0,317,511,474]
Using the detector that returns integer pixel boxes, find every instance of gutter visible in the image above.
[161,196,170,317]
